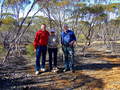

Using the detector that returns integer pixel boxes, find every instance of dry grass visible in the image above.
[77,40,120,45]
[24,49,120,90]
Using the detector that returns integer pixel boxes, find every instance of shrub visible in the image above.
[26,44,35,57]
[78,34,86,43]
[0,45,5,54]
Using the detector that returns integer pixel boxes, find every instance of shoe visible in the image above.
[52,67,58,72]
[52,69,56,73]
[41,68,46,72]
[71,70,75,73]
[35,71,39,75]
[54,67,59,71]
[63,68,68,72]
[70,69,75,73]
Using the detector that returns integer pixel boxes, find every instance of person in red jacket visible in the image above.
[33,24,49,75]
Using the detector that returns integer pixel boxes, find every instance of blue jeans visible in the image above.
[62,45,74,70]
[35,46,47,71]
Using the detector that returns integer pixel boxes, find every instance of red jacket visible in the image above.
[33,30,49,48]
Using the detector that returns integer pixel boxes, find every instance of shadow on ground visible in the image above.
[75,63,120,71]
[0,71,104,90]
[1,47,120,89]
[0,55,105,90]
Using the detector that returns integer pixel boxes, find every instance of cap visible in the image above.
[50,28,56,33]
[63,24,68,27]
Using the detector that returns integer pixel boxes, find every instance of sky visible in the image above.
[111,0,120,3]
[19,0,44,18]
[0,0,120,18]
[23,0,120,18]
[0,0,44,18]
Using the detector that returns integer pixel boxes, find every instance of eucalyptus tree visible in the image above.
[99,3,120,51]
[0,0,31,59]
[37,0,73,31]
[2,0,50,61]
[105,17,120,53]
[73,4,107,54]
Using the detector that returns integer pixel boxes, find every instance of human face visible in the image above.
[50,32,55,35]
[41,24,46,31]
[63,26,68,32]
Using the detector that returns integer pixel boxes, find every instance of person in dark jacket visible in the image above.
[61,24,76,73]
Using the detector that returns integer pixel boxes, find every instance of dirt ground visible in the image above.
[0,45,120,90]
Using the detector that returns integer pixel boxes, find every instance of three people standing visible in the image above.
[33,24,76,75]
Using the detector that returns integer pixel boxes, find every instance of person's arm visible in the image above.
[69,31,76,46]
[33,32,39,51]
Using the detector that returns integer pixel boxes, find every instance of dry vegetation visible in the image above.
[0,44,120,90]
[1,0,120,90]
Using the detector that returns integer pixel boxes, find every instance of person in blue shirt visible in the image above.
[61,24,76,73]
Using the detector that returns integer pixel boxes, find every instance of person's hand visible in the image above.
[69,41,77,47]
[69,41,73,46]
[74,41,77,47]
[34,49,36,53]
[69,41,75,46]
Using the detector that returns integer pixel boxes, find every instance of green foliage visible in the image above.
[55,1,70,7]
[80,5,104,14]
[0,16,16,31]
[78,34,86,43]
[32,16,54,30]
[80,6,90,14]
[0,45,5,54]
[2,16,16,24]
[93,13,107,22]
[80,21,90,26]
[26,44,35,56]
[88,5,105,14]
[105,3,120,12]
[4,0,30,5]
[1,13,14,16]
[0,24,14,31]
[110,19,120,27]
[75,3,86,7]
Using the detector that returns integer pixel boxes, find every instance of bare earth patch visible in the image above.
[0,46,120,90]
